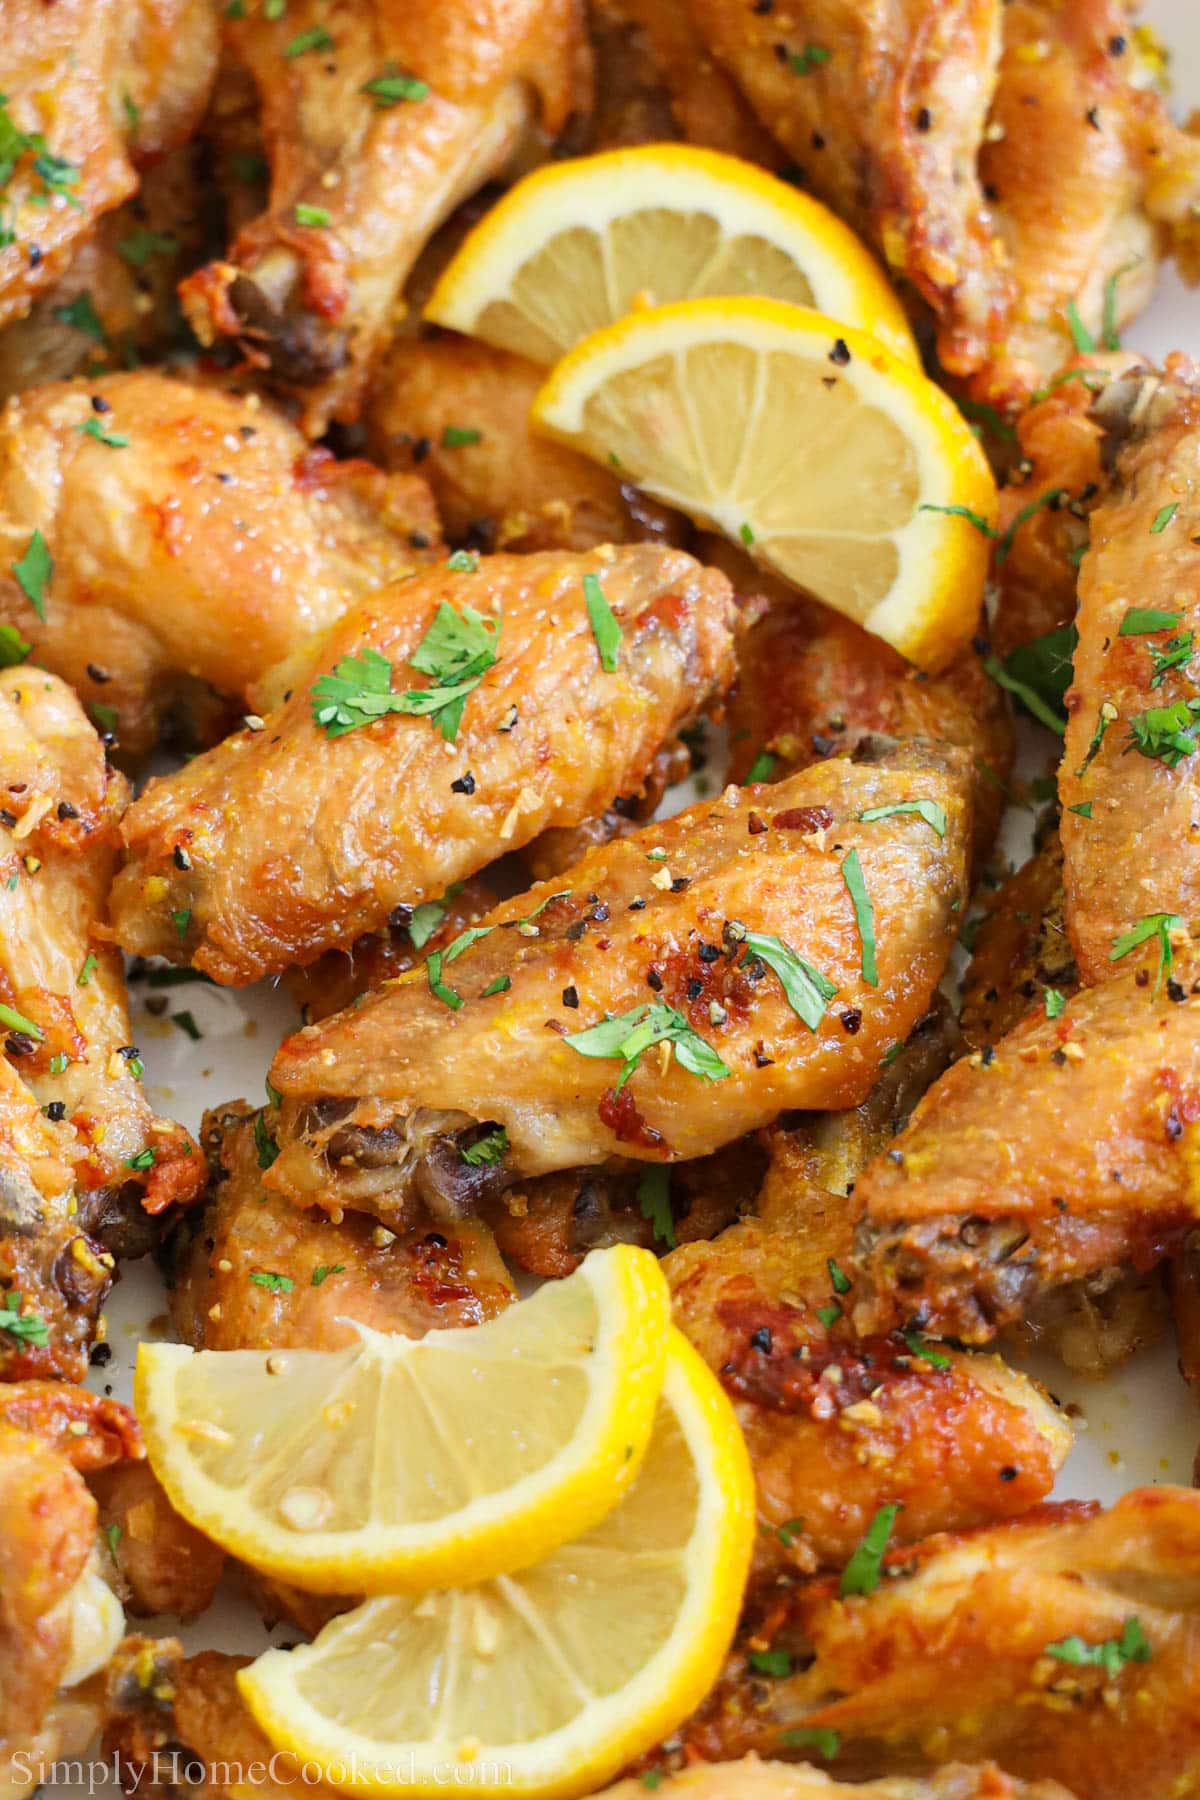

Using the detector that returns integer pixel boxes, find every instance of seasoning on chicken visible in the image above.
[1060,357,1200,984]
[854,956,1200,1343]
[960,828,1076,1050]
[109,545,737,983]
[180,0,588,435]
[265,739,970,1232]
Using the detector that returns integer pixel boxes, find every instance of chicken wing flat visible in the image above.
[165,1101,514,1353]
[678,1487,1200,1798]
[0,373,439,756]
[180,0,587,435]
[0,0,218,330]
[854,956,1200,1343]
[0,669,202,1232]
[109,545,735,983]
[366,335,681,554]
[959,829,1076,1050]
[1060,359,1200,984]
[265,740,970,1231]
[602,1765,1075,1800]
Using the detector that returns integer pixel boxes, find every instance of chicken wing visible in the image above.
[0,668,202,1235]
[165,1101,515,1353]
[90,1460,226,1624]
[673,1487,1200,1799]
[109,545,736,983]
[960,829,1075,1050]
[602,1765,1075,1800]
[265,739,970,1232]
[1060,358,1200,983]
[0,372,439,756]
[853,956,1200,1343]
[667,1006,1069,1579]
[180,0,588,435]
[0,0,218,330]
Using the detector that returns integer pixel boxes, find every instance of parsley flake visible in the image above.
[1150,503,1179,535]
[1069,801,1093,818]
[776,1517,805,1548]
[900,1327,950,1369]
[780,1728,840,1761]
[441,425,482,448]
[0,623,30,666]
[78,416,128,449]
[285,26,333,55]
[636,1165,675,1249]
[788,43,830,74]
[170,1009,201,1041]
[566,1001,729,1092]
[1125,696,1200,767]
[1109,911,1182,996]
[254,1109,279,1170]
[992,624,1076,732]
[77,952,98,987]
[311,1263,345,1287]
[294,204,331,227]
[746,749,777,783]
[407,899,447,949]
[1045,1617,1151,1679]
[917,502,996,538]
[11,530,51,619]
[741,932,837,1030]
[427,949,463,1010]
[311,605,499,743]
[1044,988,1067,1018]
[838,1501,900,1598]
[583,571,621,673]
[0,1293,48,1346]
[51,291,105,343]
[363,67,429,104]
[1120,607,1182,635]
[481,974,511,997]
[748,1648,792,1677]
[0,1001,41,1040]
[125,1147,156,1171]
[249,1270,293,1294]
[840,849,877,987]
[1075,704,1114,779]
[859,799,946,839]
[1149,634,1195,689]
[460,1127,508,1167]
[105,1522,123,1559]
[446,550,479,572]
[827,1258,852,1295]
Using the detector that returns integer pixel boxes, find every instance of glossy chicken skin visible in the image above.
[0,373,439,756]
[0,0,218,329]
[366,335,681,553]
[667,1008,1069,1578]
[675,1487,1200,1799]
[1060,360,1200,983]
[166,1102,515,1352]
[110,545,736,982]
[266,741,971,1230]
[181,0,587,434]
[0,670,202,1230]
[854,957,1200,1343]
[603,1766,1075,1800]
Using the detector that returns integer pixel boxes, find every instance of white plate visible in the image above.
[73,0,1200,1761]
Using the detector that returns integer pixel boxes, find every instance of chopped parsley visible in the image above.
[838,1502,900,1598]
[117,229,178,268]
[566,1001,729,1092]
[739,522,755,545]
[840,849,877,987]
[1100,261,1138,351]
[105,1522,123,1560]
[859,799,946,839]
[254,1109,279,1170]
[1150,503,1179,535]
[746,749,777,782]
[956,397,1018,446]
[636,1166,675,1249]
[460,1127,508,1167]
[249,1270,294,1294]
[0,1293,48,1346]
[407,899,447,949]
[125,1147,156,1171]
[1065,297,1095,353]
[1044,988,1067,1018]
[900,1327,950,1369]
[78,416,129,449]
[1075,703,1114,779]
[0,1001,41,1040]
[827,1258,852,1295]
[776,1517,805,1548]
[294,204,331,227]
[427,950,463,1010]
[0,623,30,667]
[481,974,511,997]
[1109,911,1182,996]
[312,605,499,743]
[0,97,80,208]
[11,530,51,619]
[1149,634,1195,689]
[171,909,192,939]
[284,26,333,55]
[741,932,837,1030]
[47,1052,68,1074]
[815,1302,842,1328]
[446,550,479,572]
[52,291,106,343]
[363,66,429,105]
[788,43,830,74]
[748,1648,792,1677]
[311,1263,345,1287]
[780,1728,840,1761]
[441,425,482,448]
[77,952,98,987]
[1069,801,1092,818]
[991,624,1077,733]
[583,572,621,673]
[1045,1617,1151,1679]
[1125,696,1200,767]
[917,502,996,538]
[1120,606,1182,635]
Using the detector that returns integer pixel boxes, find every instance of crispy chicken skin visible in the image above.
[854,956,1200,1343]
[90,1460,225,1623]
[0,373,439,757]
[602,1765,1076,1800]
[1060,359,1200,983]
[165,1102,514,1352]
[266,741,970,1231]
[667,1007,1069,1578]
[0,0,218,330]
[673,1488,1200,1798]
[110,545,736,983]
[960,830,1076,1050]
[181,0,588,435]
[366,334,681,553]
[0,669,202,1232]
[715,542,1012,869]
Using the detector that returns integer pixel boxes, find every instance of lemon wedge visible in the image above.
[135,1245,669,1595]
[425,144,917,369]
[239,1330,755,1799]
[531,297,996,670]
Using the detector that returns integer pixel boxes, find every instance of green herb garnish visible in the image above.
[859,799,946,839]
[741,932,837,1030]
[583,572,621,673]
[636,1166,675,1249]
[566,1001,729,1092]
[840,849,877,987]
[838,1502,900,1598]
[460,1128,508,1167]
[11,530,51,619]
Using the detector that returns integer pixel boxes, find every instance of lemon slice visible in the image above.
[135,1245,669,1595]
[425,144,918,369]
[531,297,996,671]
[239,1330,754,1799]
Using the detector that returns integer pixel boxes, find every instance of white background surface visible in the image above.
[77,0,1200,1706]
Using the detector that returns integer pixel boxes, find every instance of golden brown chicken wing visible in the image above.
[854,955,1200,1343]
[109,545,736,982]
[0,0,218,330]
[673,1487,1200,1799]
[266,739,970,1231]
[90,1460,226,1623]
[1060,358,1200,983]
[603,1764,1076,1800]
[0,372,439,756]
[0,669,202,1234]
[180,0,588,435]
[960,829,1076,1050]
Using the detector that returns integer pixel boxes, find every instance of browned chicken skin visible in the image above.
[266,740,970,1230]
[0,0,218,330]
[181,0,588,434]
[604,1766,1076,1800]
[110,545,736,982]
[960,829,1076,1050]
[0,372,439,756]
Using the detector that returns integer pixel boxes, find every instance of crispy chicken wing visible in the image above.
[0,372,438,757]
[1060,359,1200,983]
[960,830,1075,1050]
[674,1487,1200,1799]
[180,0,588,435]
[0,0,218,330]
[854,955,1200,1343]
[0,669,202,1234]
[110,545,736,982]
[603,1765,1075,1800]
[165,1101,514,1352]
[266,740,970,1231]
[90,1460,226,1623]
